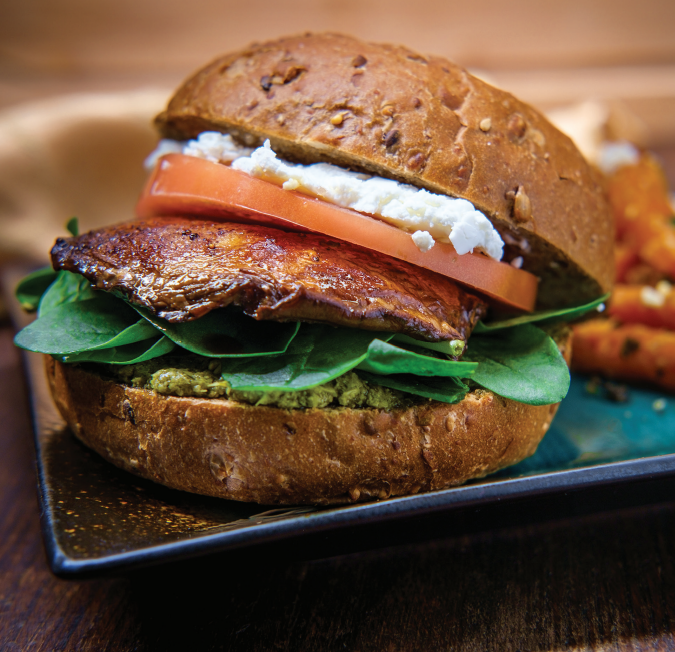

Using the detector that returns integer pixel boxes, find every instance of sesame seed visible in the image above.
[513,186,532,222]
[479,118,492,132]
[330,113,344,125]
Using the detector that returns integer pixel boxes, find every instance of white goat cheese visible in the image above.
[411,230,435,252]
[144,139,186,170]
[146,132,505,260]
[183,131,253,164]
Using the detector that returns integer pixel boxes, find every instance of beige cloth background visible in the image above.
[0,91,166,263]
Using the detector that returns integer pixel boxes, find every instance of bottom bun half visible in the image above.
[46,340,569,505]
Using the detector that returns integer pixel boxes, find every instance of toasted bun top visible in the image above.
[155,33,614,308]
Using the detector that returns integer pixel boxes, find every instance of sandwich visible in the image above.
[14,33,614,505]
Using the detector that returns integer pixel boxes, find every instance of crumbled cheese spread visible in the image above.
[144,139,185,170]
[146,132,505,260]
[411,230,435,252]
[184,131,254,164]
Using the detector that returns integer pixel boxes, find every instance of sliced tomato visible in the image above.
[136,154,538,312]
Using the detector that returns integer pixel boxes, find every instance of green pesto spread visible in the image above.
[95,355,412,409]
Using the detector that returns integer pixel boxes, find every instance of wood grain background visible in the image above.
[2,0,675,145]
[3,0,675,73]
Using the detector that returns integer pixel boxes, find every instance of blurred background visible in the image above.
[1,0,674,262]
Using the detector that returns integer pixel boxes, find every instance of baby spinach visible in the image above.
[13,267,574,405]
[391,334,466,357]
[38,270,97,316]
[15,267,58,312]
[358,371,469,404]
[15,293,152,355]
[134,306,301,357]
[357,339,476,377]
[464,324,570,405]
[219,326,389,391]
[219,326,480,392]
[61,335,176,364]
[477,294,609,332]
[66,216,79,236]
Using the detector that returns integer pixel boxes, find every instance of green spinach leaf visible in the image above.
[476,294,609,333]
[391,334,466,357]
[357,339,476,377]
[134,306,301,357]
[15,267,58,312]
[16,293,150,355]
[13,268,572,407]
[464,324,569,405]
[61,335,176,364]
[358,371,469,404]
[85,318,158,351]
[38,270,97,316]
[219,325,479,392]
[66,217,79,237]
[220,326,392,391]
[15,220,80,311]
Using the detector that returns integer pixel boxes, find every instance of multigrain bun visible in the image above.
[156,32,613,308]
[46,326,570,504]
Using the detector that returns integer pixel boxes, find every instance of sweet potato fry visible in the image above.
[614,243,639,283]
[608,284,675,330]
[622,263,669,286]
[606,154,675,277]
[585,151,675,392]
[638,228,675,278]
[608,155,673,241]
[572,318,675,391]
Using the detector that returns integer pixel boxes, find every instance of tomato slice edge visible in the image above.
[136,154,538,312]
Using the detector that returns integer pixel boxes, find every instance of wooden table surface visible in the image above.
[0,322,674,651]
